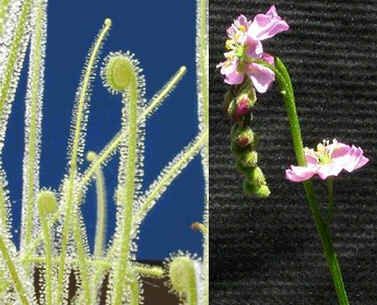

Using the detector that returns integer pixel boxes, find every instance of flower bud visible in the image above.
[254,185,271,198]
[247,166,267,187]
[240,150,258,168]
[236,127,254,148]
[242,179,270,198]
[231,124,254,145]
[227,92,256,122]
[235,94,252,118]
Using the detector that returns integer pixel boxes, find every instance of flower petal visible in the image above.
[285,165,316,182]
[218,58,245,85]
[227,15,250,43]
[236,14,249,27]
[245,36,263,58]
[262,52,274,65]
[266,4,278,17]
[317,163,343,180]
[224,68,244,85]
[247,63,275,93]
[342,146,369,172]
[248,5,289,41]
[329,142,350,159]
[304,148,319,165]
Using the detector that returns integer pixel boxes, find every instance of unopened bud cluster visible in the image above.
[225,81,270,198]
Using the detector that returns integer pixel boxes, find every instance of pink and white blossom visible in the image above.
[285,140,369,182]
[217,6,289,93]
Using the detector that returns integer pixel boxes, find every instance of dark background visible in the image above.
[5,0,204,260]
[210,1,377,304]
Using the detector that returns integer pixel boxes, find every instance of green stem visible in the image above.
[111,73,138,305]
[56,18,111,305]
[196,0,209,302]
[86,151,108,301]
[132,263,165,279]
[73,214,92,300]
[22,0,46,252]
[0,234,31,305]
[0,0,31,151]
[197,0,208,132]
[0,178,8,231]
[327,177,334,224]
[0,0,9,37]
[92,155,107,258]
[38,210,53,305]
[273,57,350,305]
[129,271,140,305]
[22,256,165,278]
[0,271,10,296]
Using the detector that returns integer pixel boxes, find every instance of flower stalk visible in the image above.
[327,177,334,223]
[272,57,350,305]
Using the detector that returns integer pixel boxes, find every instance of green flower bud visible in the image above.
[242,179,270,198]
[248,166,267,187]
[240,150,258,168]
[232,126,254,148]
[253,185,271,198]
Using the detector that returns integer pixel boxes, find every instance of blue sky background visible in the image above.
[5,0,204,260]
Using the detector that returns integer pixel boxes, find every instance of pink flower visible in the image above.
[217,6,289,93]
[285,140,369,182]
[248,5,290,41]
[226,14,250,44]
[232,94,252,120]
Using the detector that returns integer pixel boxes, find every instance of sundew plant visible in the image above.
[218,5,368,305]
[0,0,208,305]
